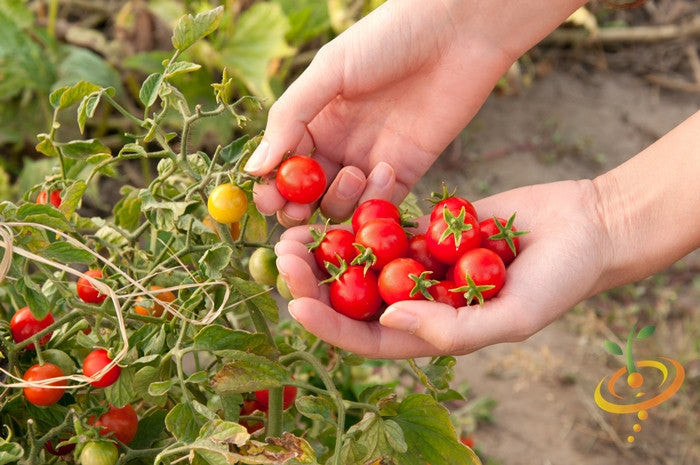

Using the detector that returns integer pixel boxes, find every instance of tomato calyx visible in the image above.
[486,212,529,255]
[451,274,495,306]
[320,259,349,284]
[438,207,474,247]
[408,271,439,300]
[306,222,331,251]
[350,243,376,274]
[427,182,459,205]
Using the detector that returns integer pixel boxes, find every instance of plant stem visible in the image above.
[625,325,637,374]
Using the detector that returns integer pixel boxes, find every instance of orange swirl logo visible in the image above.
[593,325,685,443]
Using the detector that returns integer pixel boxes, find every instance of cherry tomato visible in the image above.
[275,155,326,204]
[44,437,76,456]
[22,363,66,406]
[311,228,357,271]
[428,280,467,307]
[77,269,108,304]
[91,404,139,445]
[248,247,279,286]
[239,399,264,434]
[329,265,383,320]
[10,306,54,350]
[354,218,408,270]
[407,234,449,280]
[378,258,433,305]
[351,199,401,233]
[430,196,477,223]
[80,441,118,465]
[83,349,121,388]
[207,183,248,224]
[276,273,293,301]
[479,214,526,266]
[36,189,62,208]
[254,385,298,411]
[425,211,480,265]
[134,285,176,318]
[453,248,506,305]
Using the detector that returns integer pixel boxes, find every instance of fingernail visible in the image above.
[287,299,299,321]
[380,306,418,334]
[244,139,269,172]
[335,170,364,199]
[368,162,394,188]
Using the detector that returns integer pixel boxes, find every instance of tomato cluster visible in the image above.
[310,196,527,320]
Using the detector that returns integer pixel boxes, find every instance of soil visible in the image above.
[415,65,700,464]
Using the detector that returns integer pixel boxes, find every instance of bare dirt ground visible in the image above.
[415,64,700,464]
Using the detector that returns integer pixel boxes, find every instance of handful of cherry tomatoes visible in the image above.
[309,193,527,321]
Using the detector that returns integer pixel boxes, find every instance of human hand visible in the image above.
[273,180,610,359]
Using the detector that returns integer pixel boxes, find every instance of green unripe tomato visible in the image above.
[249,247,278,286]
[80,441,118,465]
[276,273,293,300]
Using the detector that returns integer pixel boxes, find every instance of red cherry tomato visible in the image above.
[430,196,477,223]
[239,399,264,434]
[23,363,66,406]
[479,214,526,266]
[425,211,480,265]
[329,265,383,320]
[254,385,298,411]
[83,349,121,388]
[351,199,401,233]
[428,280,467,307]
[77,269,108,304]
[44,437,76,456]
[453,248,506,305]
[354,218,408,270]
[275,155,327,204]
[312,229,358,271]
[378,258,432,305]
[36,189,62,208]
[91,404,139,445]
[407,234,449,280]
[10,306,54,350]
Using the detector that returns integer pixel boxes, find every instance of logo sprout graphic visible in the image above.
[594,324,685,444]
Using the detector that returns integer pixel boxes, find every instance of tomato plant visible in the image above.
[80,441,118,465]
[91,404,139,445]
[10,306,54,350]
[275,155,327,204]
[22,363,66,406]
[254,385,298,411]
[207,183,248,224]
[134,285,176,318]
[83,349,121,388]
[76,269,108,304]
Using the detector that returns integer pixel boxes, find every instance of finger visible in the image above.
[252,177,286,216]
[274,238,325,280]
[357,161,396,203]
[276,254,327,301]
[287,297,441,359]
[277,202,316,228]
[244,47,343,176]
[280,224,319,243]
[320,166,367,223]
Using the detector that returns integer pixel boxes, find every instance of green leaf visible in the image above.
[198,419,248,446]
[604,340,623,356]
[211,351,288,393]
[35,135,60,158]
[50,81,102,110]
[133,366,167,407]
[229,277,279,323]
[0,440,24,465]
[636,325,655,339]
[198,243,233,279]
[58,180,87,219]
[59,139,111,159]
[295,395,333,423]
[164,60,202,78]
[113,187,143,232]
[139,190,198,232]
[220,135,250,164]
[128,409,167,449]
[17,276,50,321]
[148,379,175,397]
[139,72,164,108]
[220,2,295,98]
[420,356,456,391]
[172,7,224,52]
[193,325,277,357]
[53,47,123,97]
[39,242,95,265]
[42,349,77,376]
[16,203,72,231]
[384,419,408,454]
[166,402,209,443]
[105,367,135,407]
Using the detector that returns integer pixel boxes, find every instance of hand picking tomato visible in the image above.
[328,264,383,320]
[36,189,62,208]
[425,208,480,265]
[351,198,401,233]
[275,155,326,204]
[207,183,248,224]
[91,404,139,445]
[77,269,108,304]
[479,213,527,265]
[309,228,358,271]
[10,306,54,350]
[254,385,298,411]
[80,441,118,465]
[134,285,176,318]
[83,349,121,388]
[354,218,408,270]
[452,248,506,305]
[378,258,435,305]
[22,363,66,406]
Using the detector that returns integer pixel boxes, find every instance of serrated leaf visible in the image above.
[59,139,111,159]
[0,440,24,465]
[172,7,224,52]
[604,340,623,356]
[39,242,95,265]
[220,135,250,165]
[166,402,208,443]
[419,356,456,391]
[35,135,59,158]
[139,72,164,108]
[164,60,202,78]
[17,277,50,322]
[113,189,142,232]
[148,379,175,397]
[16,204,72,231]
[198,243,233,279]
[118,143,148,158]
[636,325,655,339]
[133,366,167,407]
[384,419,408,454]
[50,81,102,110]
[198,419,249,446]
[139,190,198,232]
[211,351,288,393]
[296,395,333,423]
[58,180,87,219]
[193,325,277,357]
[105,366,135,407]
[229,277,278,323]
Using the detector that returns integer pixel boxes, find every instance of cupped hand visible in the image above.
[274,180,611,359]
[244,0,514,227]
